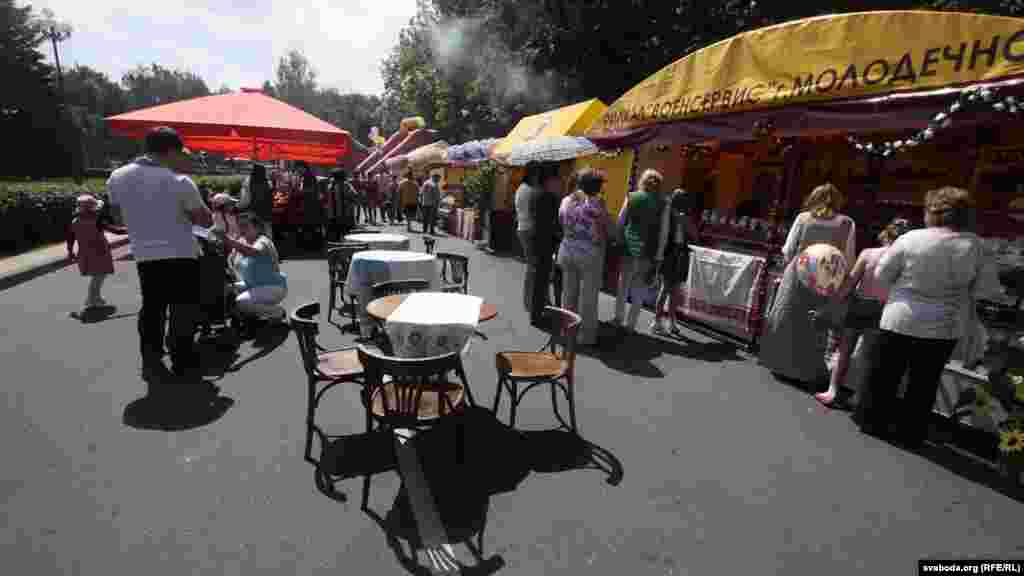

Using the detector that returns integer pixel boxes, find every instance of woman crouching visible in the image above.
[216,212,288,328]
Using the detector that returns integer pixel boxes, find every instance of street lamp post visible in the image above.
[39,14,80,180]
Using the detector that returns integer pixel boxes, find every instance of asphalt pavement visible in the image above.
[1,223,1020,575]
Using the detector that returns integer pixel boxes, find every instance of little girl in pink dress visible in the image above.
[66,194,126,312]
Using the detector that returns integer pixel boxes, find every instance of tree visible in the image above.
[274,50,318,113]
[121,64,211,110]
[0,0,72,177]
[380,0,563,142]
[317,89,382,144]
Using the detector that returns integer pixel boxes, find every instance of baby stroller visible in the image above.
[196,235,239,339]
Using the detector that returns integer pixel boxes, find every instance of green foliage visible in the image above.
[462,162,496,209]
[0,0,71,178]
[425,0,1024,108]
[0,179,106,252]
[193,175,246,195]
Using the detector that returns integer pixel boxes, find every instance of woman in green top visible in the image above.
[614,169,666,333]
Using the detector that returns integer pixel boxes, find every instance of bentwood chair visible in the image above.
[327,242,369,331]
[436,252,469,294]
[356,346,474,510]
[493,306,581,432]
[290,302,367,501]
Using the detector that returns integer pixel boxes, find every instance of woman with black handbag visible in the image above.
[651,188,699,335]
[815,218,912,407]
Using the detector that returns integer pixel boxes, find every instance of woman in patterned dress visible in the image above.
[758,183,857,387]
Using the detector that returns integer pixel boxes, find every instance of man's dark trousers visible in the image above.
[137,258,200,375]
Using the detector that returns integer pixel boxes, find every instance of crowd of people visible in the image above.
[511,160,1004,449]
[757,183,1003,448]
[514,164,698,345]
[79,125,1004,446]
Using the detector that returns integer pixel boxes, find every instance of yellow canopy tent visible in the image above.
[586,10,1024,223]
[492,99,607,157]
[589,11,1024,137]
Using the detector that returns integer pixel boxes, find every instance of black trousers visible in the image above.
[857,329,957,446]
[137,258,200,373]
[531,243,554,323]
[422,205,437,235]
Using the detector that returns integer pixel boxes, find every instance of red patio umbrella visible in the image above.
[105,88,351,166]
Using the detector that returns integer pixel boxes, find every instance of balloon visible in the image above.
[796,243,848,297]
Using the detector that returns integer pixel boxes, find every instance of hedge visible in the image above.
[0,175,245,254]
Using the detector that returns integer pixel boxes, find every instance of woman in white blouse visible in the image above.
[858,187,994,447]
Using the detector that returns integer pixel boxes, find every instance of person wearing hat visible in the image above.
[66,194,127,313]
[106,126,213,383]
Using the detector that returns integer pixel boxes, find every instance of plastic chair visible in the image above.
[493,306,581,432]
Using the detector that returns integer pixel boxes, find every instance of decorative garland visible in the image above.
[848,85,1020,158]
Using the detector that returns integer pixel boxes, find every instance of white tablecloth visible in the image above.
[384,292,483,358]
[344,251,439,336]
[343,233,411,251]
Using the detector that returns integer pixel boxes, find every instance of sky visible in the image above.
[19,0,419,95]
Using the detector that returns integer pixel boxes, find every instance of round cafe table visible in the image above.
[343,232,410,251]
[367,294,498,323]
[344,250,439,337]
[367,292,498,358]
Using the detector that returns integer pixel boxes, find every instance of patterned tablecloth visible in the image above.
[343,233,411,251]
[384,292,483,358]
[385,293,483,356]
[344,251,439,337]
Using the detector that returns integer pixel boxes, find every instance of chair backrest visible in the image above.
[327,243,369,283]
[290,301,322,377]
[371,279,431,300]
[422,236,436,254]
[357,346,468,428]
[436,252,469,293]
[542,306,582,375]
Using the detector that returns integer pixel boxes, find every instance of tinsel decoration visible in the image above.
[848,85,1020,158]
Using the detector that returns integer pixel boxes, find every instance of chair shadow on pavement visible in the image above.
[122,378,233,432]
[317,406,624,576]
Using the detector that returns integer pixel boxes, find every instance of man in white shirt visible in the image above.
[107,127,213,382]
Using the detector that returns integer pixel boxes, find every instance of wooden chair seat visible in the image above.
[317,348,364,378]
[496,351,567,379]
[369,380,465,421]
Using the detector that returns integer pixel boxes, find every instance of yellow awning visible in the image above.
[492,99,606,157]
[590,11,1024,134]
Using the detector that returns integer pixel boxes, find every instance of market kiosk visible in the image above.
[587,11,1024,449]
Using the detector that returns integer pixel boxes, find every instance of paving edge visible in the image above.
[0,237,131,292]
